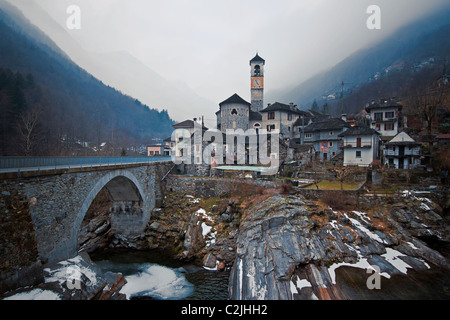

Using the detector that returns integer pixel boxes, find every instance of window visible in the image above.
[231,109,238,115]
[305,133,312,139]
[267,125,276,132]
[385,111,394,119]
[329,141,334,147]
[384,122,394,131]
[374,112,383,122]
[268,112,275,120]
[356,151,362,158]
[329,131,334,136]
[288,113,293,121]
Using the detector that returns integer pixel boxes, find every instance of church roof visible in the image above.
[219,93,251,107]
[250,53,265,65]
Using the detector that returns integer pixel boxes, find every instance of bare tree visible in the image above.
[18,108,41,156]
[333,165,354,191]
[407,77,449,153]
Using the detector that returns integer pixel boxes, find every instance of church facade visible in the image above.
[216,53,303,138]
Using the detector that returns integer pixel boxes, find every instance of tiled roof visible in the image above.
[172,120,208,130]
[338,124,380,137]
[304,118,350,132]
[365,98,403,112]
[249,111,262,121]
[293,110,330,127]
[219,93,251,107]
[260,102,303,114]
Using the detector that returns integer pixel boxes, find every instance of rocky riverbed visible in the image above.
[3,185,448,300]
[229,191,450,300]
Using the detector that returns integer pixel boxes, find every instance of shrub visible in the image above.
[280,182,293,195]
[321,190,357,211]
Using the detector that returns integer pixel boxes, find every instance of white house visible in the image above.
[338,125,381,167]
[365,98,403,139]
[383,132,421,169]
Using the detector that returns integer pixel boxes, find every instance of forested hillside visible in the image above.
[0,3,174,156]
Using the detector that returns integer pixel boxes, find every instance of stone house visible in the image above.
[292,110,330,143]
[259,102,304,138]
[338,124,381,167]
[383,131,422,169]
[302,117,350,161]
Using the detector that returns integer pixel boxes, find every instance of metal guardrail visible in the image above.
[0,156,172,171]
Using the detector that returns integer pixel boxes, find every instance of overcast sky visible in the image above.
[7,0,450,118]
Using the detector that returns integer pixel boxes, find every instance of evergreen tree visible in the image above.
[311,99,319,112]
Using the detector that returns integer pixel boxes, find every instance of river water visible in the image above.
[90,250,230,300]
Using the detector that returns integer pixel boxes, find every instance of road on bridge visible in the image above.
[0,156,172,177]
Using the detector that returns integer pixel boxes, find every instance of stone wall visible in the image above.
[0,188,43,294]
[166,176,279,198]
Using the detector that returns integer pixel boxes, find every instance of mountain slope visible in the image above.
[5,0,215,122]
[0,0,174,156]
[272,5,450,112]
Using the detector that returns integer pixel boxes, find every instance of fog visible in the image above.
[7,0,449,122]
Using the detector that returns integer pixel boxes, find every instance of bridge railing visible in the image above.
[0,156,172,171]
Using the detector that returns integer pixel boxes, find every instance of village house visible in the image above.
[292,110,330,143]
[302,117,350,161]
[365,98,403,140]
[259,102,304,137]
[171,119,208,159]
[383,131,422,169]
[147,145,163,157]
[338,124,381,167]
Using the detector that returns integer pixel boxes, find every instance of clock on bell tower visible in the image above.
[250,53,265,113]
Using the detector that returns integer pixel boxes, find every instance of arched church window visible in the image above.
[231,109,238,115]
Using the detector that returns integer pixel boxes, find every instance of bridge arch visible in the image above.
[73,170,149,252]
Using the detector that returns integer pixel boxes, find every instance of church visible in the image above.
[216,54,303,138]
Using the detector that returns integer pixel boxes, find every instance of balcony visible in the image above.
[342,142,372,149]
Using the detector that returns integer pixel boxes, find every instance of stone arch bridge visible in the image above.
[0,158,173,268]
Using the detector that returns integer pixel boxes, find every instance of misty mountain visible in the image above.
[272,5,450,114]
[0,0,175,156]
[5,0,215,122]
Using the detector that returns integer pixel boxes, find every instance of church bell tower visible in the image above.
[250,53,265,112]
